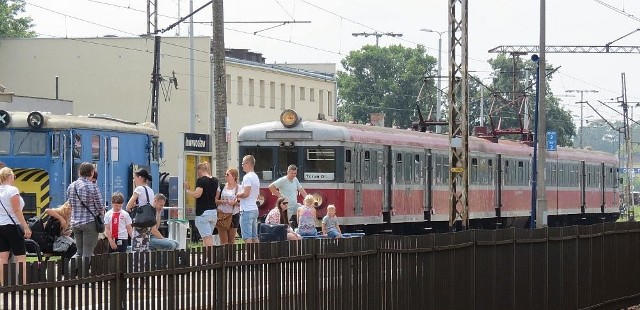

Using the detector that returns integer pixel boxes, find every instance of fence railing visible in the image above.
[2,222,640,309]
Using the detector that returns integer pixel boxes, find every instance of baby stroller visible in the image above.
[27,213,77,260]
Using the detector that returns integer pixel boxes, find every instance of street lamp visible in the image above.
[479,77,492,127]
[419,28,446,133]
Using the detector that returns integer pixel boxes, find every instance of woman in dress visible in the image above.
[126,169,154,252]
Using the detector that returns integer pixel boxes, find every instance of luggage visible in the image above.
[258,223,287,242]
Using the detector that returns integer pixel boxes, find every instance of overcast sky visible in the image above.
[22,0,640,123]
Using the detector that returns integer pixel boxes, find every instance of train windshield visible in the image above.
[13,132,46,155]
[303,148,335,181]
[0,132,9,154]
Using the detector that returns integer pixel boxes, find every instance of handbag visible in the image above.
[0,198,25,238]
[216,210,233,230]
[131,186,157,228]
[73,184,105,233]
[216,185,238,230]
[53,235,75,252]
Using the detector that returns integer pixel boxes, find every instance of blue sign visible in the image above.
[619,168,640,174]
[546,131,557,151]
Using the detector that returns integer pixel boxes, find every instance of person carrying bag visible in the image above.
[66,162,104,260]
[131,186,157,228]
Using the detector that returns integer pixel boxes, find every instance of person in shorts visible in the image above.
[185,162,218,247]
[236,155,260,243]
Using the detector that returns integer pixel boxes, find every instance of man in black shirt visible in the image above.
[184,162,219,247]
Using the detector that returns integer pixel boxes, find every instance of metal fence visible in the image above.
[2,222,640,309]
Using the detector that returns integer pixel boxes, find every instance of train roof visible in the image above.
[1,111,158,136]
[238,119,617,164]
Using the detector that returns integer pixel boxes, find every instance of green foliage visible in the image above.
[0,0,35,38]
[337,45,437,128]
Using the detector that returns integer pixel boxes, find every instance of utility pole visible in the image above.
[566,89,598,149]
[621,73,633,215]
[419,28,446,133]
[447,0,469,230]
[212,0,228,178]
[352,32,403,46]
[536,0,547,229]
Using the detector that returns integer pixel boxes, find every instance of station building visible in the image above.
[0,37,337,176]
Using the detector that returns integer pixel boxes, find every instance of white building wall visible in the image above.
[0,37,336,176]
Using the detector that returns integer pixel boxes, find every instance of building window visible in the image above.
[319,89,325,114]
[259,80,265,108]
[280,83,286,110]
[249,78,255,106]
[270,82,276,109]
[237,76,243,105]
[225,74,231,104]
[290,85,296,109]
[328,90,334,116]
[300,87,306,100]
[310,88,315,102]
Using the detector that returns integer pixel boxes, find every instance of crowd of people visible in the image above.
[0,157,344,281]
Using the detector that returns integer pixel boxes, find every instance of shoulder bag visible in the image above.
[74,183,105,233]
[0,196,25,238]
[216,184,237,231]
[131,186,157,228]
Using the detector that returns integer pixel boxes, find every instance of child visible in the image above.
[296,194,318,237]
[322,204,342,238]
[104,192,133,253]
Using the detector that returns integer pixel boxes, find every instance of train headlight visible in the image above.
[311,192,324,208]
[27,111,45,129]
[280,109,301,128]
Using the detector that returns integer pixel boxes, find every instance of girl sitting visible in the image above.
[296,195,318,237]
[265,198,301,241]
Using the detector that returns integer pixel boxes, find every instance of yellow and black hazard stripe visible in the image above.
[13,168,50,216]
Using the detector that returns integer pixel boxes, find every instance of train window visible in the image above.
[243,147,275,181]
[517,161,524,186]
[278,148,298,177]
[504,160,511,185]
[443,155,450,183]
[91,135,100,161]
[487,159,494,183]
[345,150,352,163]
[404,153,412,182]
[471,158,478,184]
[304,148,335,181]
[414,154,421,183]
[395,153,403,183]
[51,133,60,157]
[13,132,46,155]
[73,134,82,158]
[110,137,119,162]
[0,132,9,154]
[363,151,371,182]
[344,149,352,182]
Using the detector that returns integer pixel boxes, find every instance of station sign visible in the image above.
[547,131,557,151]
[619,168,640,174]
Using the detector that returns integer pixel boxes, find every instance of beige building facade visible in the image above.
[0,37,336,176]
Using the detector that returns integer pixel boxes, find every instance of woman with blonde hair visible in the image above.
[215,167,242,245]
[45,201,77,258]
[0,167,31,283]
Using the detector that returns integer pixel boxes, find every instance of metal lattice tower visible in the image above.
[147,0,159,35]
[447,0,469,230]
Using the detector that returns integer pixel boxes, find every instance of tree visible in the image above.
[337,45,437,128]
[0,0,35,38]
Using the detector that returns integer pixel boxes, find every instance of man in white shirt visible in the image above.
[236,155,260,243]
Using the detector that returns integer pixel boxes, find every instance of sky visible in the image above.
[20,0,640,124]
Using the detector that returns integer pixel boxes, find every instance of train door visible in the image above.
[90,133,109,204]
[353,143,363,215]
[424,149,432,220]
[382,145,392,223]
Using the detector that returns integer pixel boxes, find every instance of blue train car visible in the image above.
[0,111,159,216]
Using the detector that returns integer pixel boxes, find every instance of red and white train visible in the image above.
[237,110,619,233]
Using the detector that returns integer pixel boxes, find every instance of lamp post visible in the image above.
[531,54,540,229]
[419,28,446,133]
[479,77,492,127]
